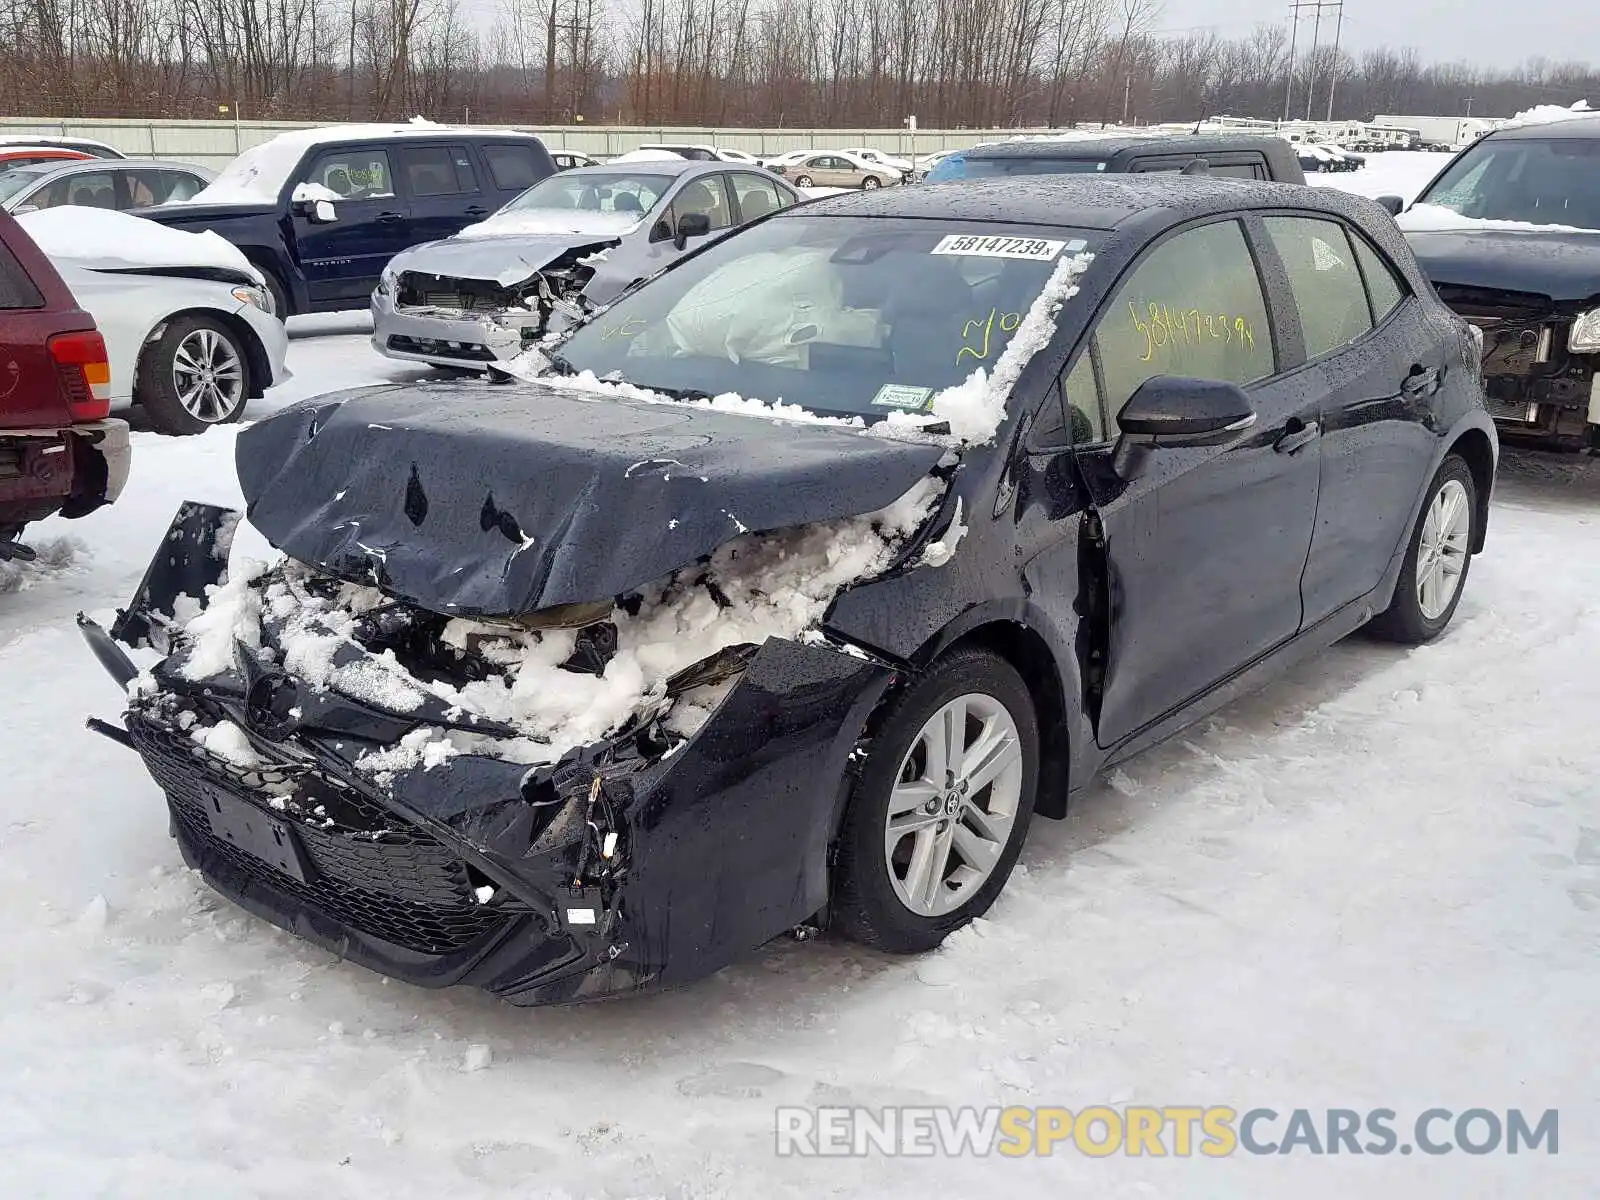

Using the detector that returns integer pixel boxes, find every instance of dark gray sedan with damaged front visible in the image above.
[370,159,800,369]
[82,177,1495,1006]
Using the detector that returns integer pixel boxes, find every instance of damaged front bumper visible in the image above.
[370,285,547,368]
[82,505,898,1005]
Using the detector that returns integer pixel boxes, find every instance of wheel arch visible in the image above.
[912,619,1073,820]
[1447,426,1495,553]
[136,307,271,402]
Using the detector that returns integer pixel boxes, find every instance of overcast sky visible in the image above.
[1155,0,1592,72]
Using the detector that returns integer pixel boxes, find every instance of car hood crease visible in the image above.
[390,232,625,288]
[236,381,945,616]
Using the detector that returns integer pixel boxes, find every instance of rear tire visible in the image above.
[1369,454,1477,644]
[832,648,1039,953]
[135,314,252,437]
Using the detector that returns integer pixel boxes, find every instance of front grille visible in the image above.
[397,273,514,313]
[385,335,496,363]
[129,716,506,954]
[1484,395,1537,423]
[1435,284,1551,321]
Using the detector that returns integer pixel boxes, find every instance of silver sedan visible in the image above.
[372,160,800,369]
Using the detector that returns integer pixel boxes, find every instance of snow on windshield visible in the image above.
[15,207,263,281]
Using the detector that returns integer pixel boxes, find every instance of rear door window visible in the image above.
[481,144,542,192]
[729,172,784,220]
[1092,218,1276,425]
[396,145,478,197]
[1349,232,1407,322]
[125,169,208,206]
[1263,216,1375,360]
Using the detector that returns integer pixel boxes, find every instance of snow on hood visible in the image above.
[179,470,943,774]
[1397,202,1597,236]
[234,378,946,617]
[456,208,638,241]
[15,206,263,284]
[1503,100,1594,130]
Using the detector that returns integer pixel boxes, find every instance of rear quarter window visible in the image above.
[0,237,44,309]
[1349,232,1407,322]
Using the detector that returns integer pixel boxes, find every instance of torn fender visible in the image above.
[237,381,945,616]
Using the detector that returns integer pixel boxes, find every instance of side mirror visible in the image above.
[674,211,712,249]
[1112,376,1256,478]
[297,197,337,222]
[1376,194,1404,216]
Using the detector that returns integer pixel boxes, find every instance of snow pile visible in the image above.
[16,207,262,283]
[610,149,688,163]
[170,474,945,774]
[1396,202,1595,235]
[916,250,1095,443]
[1504,99,1593,129]
[0,535,83,595]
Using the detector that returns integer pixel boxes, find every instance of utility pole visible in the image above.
[1305,1,1323,120]
[1464,96,1474,116]
[1283,2,1301,122]
[1123,74,1132,124]
[1324,2,1345,120]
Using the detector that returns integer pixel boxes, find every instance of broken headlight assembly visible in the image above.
[1568,307,1600,354]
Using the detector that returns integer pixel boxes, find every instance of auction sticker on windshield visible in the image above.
[871,384,935,409]
[932,234,1080,261]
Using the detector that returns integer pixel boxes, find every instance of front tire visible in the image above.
[1369,454,1477,644]
[832,648,1040,953]
[135,314,252,436]
[862,176,881,190]
[794,174,813,188]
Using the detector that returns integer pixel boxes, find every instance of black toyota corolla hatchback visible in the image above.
[82,177,1496,1006]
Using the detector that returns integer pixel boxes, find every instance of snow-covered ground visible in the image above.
[1308,149,1453,203]
[4,182,1598,1195]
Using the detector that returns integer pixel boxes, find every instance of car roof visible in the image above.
[791,173,1372,231]
[964,134,1289,160]
[561,159,721,179]
[4,158,207,177]
[1489,115,1600,140]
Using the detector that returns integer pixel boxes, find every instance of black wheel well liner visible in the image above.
[1447,428,1494,553]
[242,252,290,315]
[938,621,1071,820]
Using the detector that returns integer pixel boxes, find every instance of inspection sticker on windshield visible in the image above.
[871,384,935,409]
[931,234,1080,261]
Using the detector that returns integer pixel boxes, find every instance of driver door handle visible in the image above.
[1274,417,1319,455]
[375,211,405,224]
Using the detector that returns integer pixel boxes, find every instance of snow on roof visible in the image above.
[188,118,536,205]
[16,206,262,282]
[611,149,689,163]
[1503,100,1594,130]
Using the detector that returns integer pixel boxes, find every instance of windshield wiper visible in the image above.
[543,351,577,376]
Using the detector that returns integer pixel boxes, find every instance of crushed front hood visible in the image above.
[237,380,944,616]
[1404,229,1600,306]
[391,231,623,288]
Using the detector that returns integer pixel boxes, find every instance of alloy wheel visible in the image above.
[171,327,245,423]
[1416,477,1471,620]
[884,692,1024,917]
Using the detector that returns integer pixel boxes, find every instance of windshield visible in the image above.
[1415,136,1600,229]
[926,154,1108,183]
[555,214,1099,419]
[503,171,673,217]
[0,166,49,204]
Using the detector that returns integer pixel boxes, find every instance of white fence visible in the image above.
[1,116,1052,170]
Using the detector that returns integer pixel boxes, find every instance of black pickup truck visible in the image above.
[923,134,1308,185]
[135,126,556,318]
